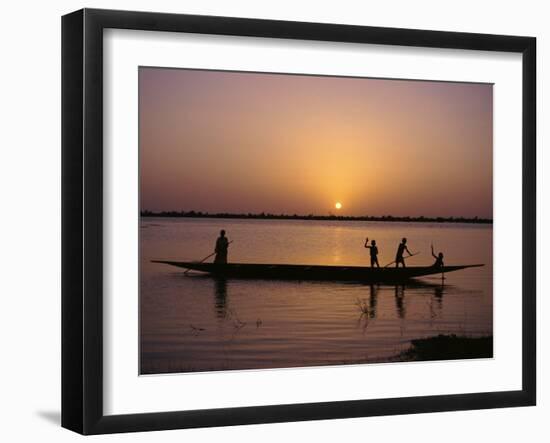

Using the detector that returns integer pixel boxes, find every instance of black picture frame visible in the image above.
[62,8,536,435]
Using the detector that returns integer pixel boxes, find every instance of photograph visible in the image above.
[139,67,494,375]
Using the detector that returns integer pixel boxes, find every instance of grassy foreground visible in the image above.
[398,334,493,362]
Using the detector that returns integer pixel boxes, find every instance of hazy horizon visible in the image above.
[140,68,493,218]
[140,208,492,221]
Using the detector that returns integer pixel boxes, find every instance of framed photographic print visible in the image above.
[62,8,536,435]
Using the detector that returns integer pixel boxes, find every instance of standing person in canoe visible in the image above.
[214,229,229,264]
[431,244,444,268]
[395,237,413,268]
[364,237,380,268]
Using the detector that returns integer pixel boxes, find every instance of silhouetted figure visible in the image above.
[214,230,229,264]
[431,244,444,268]
[395,237,412,268]
[364,237,380,267]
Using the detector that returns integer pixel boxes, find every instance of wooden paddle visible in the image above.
[184,240,233,274]
[384,252,420,268]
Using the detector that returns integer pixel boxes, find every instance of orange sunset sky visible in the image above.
[139,67,493,218]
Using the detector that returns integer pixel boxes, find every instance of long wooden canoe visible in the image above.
[151,261,483,282]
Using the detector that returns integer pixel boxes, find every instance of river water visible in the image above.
[140,218,492,374]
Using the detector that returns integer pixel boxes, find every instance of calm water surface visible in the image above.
[140,218,492,374]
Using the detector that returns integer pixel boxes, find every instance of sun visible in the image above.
[335,202,342,210]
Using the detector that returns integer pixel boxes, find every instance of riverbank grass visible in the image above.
[398,334,493,361]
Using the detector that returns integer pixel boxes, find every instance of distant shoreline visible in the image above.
[140,210,492,224]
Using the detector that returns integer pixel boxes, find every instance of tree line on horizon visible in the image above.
[140,210,492,224]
